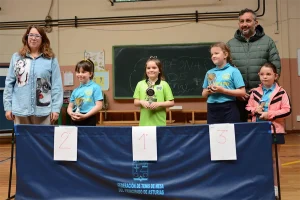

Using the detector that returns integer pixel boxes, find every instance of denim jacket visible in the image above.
[3,52,63,116]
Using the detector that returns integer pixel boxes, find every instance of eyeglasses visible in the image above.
[27,33,42,39]
[149,56,157,59]
[258,73,276,76]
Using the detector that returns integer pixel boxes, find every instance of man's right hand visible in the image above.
[237,95,248,101]
[237,88,254,101]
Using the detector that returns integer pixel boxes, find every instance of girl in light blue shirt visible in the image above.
[67,59,103,126]
[202,42,246,124]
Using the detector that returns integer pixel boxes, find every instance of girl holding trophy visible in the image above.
[202,42,246,124]
[133,56,174,126]
[246,63,291,196]
[67,59,103,126]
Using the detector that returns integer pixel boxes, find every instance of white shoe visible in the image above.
[274,186,279,197]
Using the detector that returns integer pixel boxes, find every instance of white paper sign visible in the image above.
[63,71,74,86]
[209,124,237,161]
[54,126,78,161]
[132,126,157,161]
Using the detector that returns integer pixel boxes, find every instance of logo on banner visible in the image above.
[132,161,148,181]
[116,161,164,196]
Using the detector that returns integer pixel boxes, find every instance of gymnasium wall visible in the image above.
[0,0,299,130]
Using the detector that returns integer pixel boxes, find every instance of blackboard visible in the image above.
[113,43,214,99]
[0,66,7,88]
[0,65,14,130]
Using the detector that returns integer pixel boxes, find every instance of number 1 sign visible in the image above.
[209,124,237,161]
[132,126,157,161]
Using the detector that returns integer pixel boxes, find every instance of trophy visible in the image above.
[256,100,266,118]
[74,98,84,113]
[146,80,157,104]
[207,73,217,90]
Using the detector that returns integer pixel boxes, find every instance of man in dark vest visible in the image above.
[227,8,281,122]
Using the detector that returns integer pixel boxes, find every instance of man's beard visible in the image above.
[241,28,254,37]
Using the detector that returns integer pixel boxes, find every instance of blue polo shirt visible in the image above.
[202,63,245,103]
[260,83,276,112]
[70,80,103,113]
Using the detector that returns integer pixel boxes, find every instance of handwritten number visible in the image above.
[59,132,71,149]
[139,133,148,150]
[217,130,227,144]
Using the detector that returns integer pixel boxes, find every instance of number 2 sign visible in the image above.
[209,124,237,161]
[54,126,78,161]
[132,126,157,161]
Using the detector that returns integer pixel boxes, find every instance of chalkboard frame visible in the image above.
[113,43,214,99]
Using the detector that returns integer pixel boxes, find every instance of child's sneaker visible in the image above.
[274,186,279,198]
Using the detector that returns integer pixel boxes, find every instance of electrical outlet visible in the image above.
[297,115,300,122]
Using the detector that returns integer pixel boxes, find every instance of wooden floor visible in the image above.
[0,140,16,200]
[0,134,299,200]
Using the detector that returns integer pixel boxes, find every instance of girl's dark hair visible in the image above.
[259,62,278,74]
[75,59,95,79]
[19,25,55,58]
[144,56,165,80]
[210,42,234,66]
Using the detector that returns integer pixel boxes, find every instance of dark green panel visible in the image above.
[113,43,214,99]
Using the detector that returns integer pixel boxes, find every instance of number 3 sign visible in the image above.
[209,124,237,161]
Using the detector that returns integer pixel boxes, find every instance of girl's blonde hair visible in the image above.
[210,42,234,66]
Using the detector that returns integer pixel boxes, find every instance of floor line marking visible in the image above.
[282,145,300,147]
[282,160,300,166]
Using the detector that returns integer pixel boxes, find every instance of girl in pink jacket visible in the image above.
[246,62,291,197]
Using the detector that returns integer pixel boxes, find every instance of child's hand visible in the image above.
[148,102,160,110]
[74,113,87,121]
[255,106,264,114]
[70,113,78,121]
[210,85,224,93]
[70,112,86,121]
[140,100,150,109]
[259,112,268,120]
[70,112,78,121]
[207,86,216,93]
